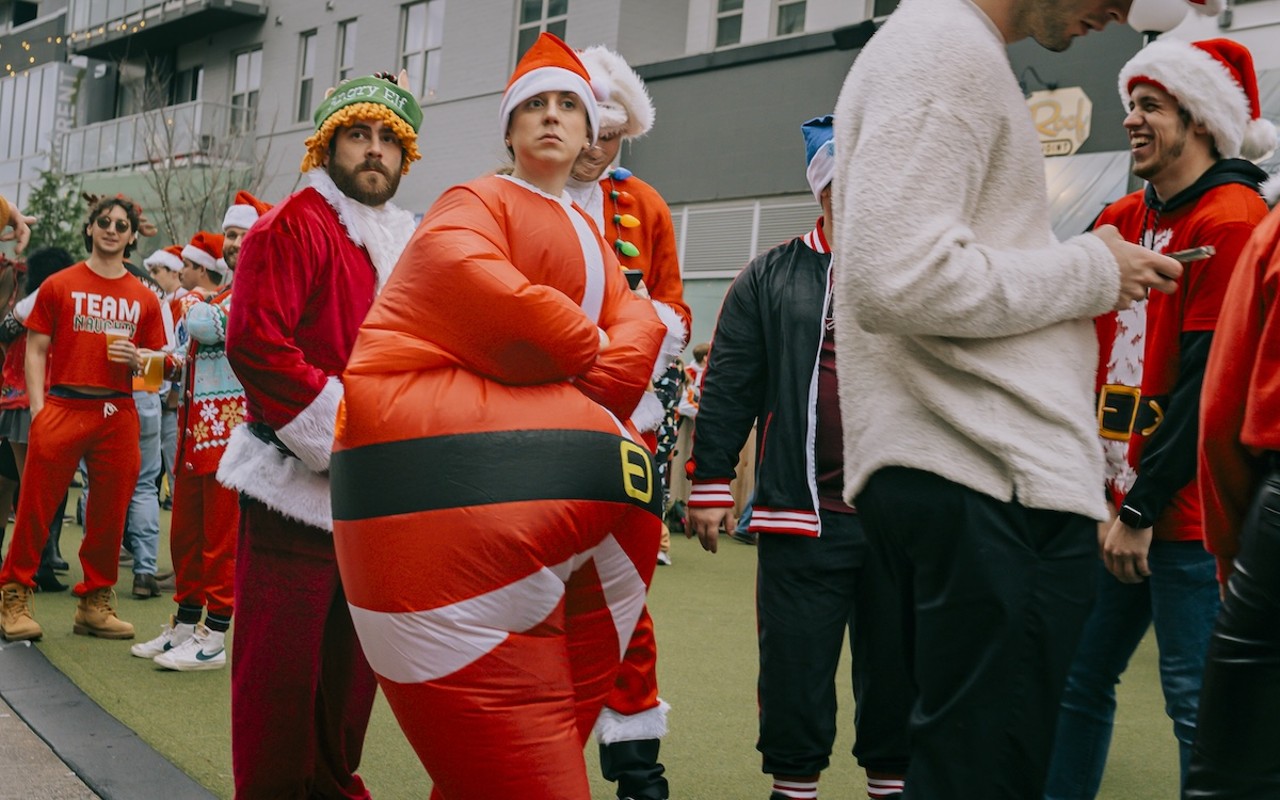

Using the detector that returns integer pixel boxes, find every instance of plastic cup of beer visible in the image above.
[105,326,132,362]
[140,351,164,391]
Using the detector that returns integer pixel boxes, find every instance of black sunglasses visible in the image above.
[94,217,132,234]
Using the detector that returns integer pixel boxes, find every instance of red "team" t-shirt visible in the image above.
[25,262,165,393]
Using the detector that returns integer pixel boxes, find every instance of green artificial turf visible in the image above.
[6,503,1179,799]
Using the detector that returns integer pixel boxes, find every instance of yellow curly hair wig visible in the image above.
[300,103,422,175]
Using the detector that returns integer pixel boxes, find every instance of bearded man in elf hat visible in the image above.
[217,70,420,800]
[565,45,689,800]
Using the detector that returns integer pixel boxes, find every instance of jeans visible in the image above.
[856,467,1097,799]
[1046,541,1220,800]
[1185,468,1280,799]
[160,406,178,497]
[122,391,162,575]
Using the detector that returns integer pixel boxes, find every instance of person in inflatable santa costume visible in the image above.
[330,32,682,800]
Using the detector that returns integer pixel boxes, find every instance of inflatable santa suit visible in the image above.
[331,34,674,800]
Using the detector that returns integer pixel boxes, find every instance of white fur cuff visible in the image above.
[217,424,334,532]
[631,390,665,433]
[594,699,670,744]
[276,377,343,473]
[650,300,687,383]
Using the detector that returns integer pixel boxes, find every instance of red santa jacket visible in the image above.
[1200,199,1280,581]
[220,170,416,531]
[1094,164,1266,542]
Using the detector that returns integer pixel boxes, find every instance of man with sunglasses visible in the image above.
[0,196,165,641]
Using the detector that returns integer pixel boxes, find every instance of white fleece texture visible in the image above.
[308,169,417,291]
[276,376,344,473]
[593,699,670,744]
[217,424,335,532]
[831,0,1120,521]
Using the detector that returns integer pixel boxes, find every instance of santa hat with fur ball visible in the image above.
[182,231,226,278]
[577,46,654,140]
[499,32,602,144]
[222,190,272,232]
[1120,37,1277,162]
[144,245,184,274]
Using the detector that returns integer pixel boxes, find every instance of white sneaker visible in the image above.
[656,550,672,566]
[154,625,226,671]
[130,617,195,659]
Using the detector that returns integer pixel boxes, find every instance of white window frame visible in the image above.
[714,0,744,48]
[515,0,569,61]
[400,0,445,100]
[231,47,262,135]
[297,30,317,123]
[774,0,805,36]
[337,18,358,83]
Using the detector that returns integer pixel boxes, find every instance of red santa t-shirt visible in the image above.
[25,262,165,393]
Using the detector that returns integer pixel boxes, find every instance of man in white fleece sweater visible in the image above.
[831,0,1193,796]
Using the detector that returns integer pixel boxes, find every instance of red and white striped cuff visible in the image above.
[688,480,733,508]
[751,507,820,536]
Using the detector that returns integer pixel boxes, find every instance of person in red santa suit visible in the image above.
[1045,38,1275,800]
[132,221,260,670]
[565,44,688,800]
[330,33,675,800]
[217,72,421,799]
[1187,176,1280,799]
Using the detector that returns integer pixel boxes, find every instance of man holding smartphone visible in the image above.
[1045,38,1274,799]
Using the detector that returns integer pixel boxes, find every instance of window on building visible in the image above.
[170,65,204,105]
[715,0,743,48]
[231,47,262,134]
[298,31,317,122]
[401,0,444,100]
[516,0,568,60]
[337,19,358,82]
[776,0,805,36]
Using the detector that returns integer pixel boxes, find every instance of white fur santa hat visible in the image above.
[182,231,225,278]
[1119,37,1277,162]
[222,189,272,232]
[143,245,184,273]
[499,32,602,143]
[577,46,655,140]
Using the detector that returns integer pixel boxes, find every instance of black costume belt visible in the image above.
[1097,386,1168,442]
[248,421,299,460]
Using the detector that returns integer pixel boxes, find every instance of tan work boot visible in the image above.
[1,581,42,641]
[73,587,135,639]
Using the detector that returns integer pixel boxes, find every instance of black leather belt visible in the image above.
[1097,386,1168,442]
[248,421,299,459]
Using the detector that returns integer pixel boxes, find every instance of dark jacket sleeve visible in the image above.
[1123,330,1213,521]
[689,258,768,485]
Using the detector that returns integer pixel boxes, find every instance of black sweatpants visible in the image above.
[756,509,911,778]
[855,467,1097,799]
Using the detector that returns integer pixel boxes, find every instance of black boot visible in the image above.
[600,738,668,800]
[33,565,67,592]
[48,493,69,571]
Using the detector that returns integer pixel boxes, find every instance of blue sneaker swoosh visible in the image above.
[195,648,224,662]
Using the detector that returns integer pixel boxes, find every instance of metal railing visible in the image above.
[67,0,266,40]
[60,100,255,175]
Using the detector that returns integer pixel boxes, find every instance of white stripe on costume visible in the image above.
[688,483,734,505]
[348,532,647,683]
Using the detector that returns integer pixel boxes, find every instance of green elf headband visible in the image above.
[301,72,424,175]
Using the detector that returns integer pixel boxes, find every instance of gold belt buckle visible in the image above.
[1098,384,1141,442]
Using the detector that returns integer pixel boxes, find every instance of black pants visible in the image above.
[756,509,911,777]
[1184,468,1280,799]
[855,467,1096,799]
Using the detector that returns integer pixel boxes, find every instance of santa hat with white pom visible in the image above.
[1119,37,1277,163]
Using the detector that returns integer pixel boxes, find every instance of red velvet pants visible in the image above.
[170,470,238,617]
[0,394,138,594]
[231,498,377,800]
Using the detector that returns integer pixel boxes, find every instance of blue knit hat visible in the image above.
[801,114,835,200]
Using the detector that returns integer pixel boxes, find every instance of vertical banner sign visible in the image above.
[1028,87,1092,157]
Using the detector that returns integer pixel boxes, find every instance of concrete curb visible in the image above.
[0,640,217,800]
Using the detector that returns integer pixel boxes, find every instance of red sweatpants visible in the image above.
[231,498,377,800]
[170,470,238,617]
[0,394,139,593]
